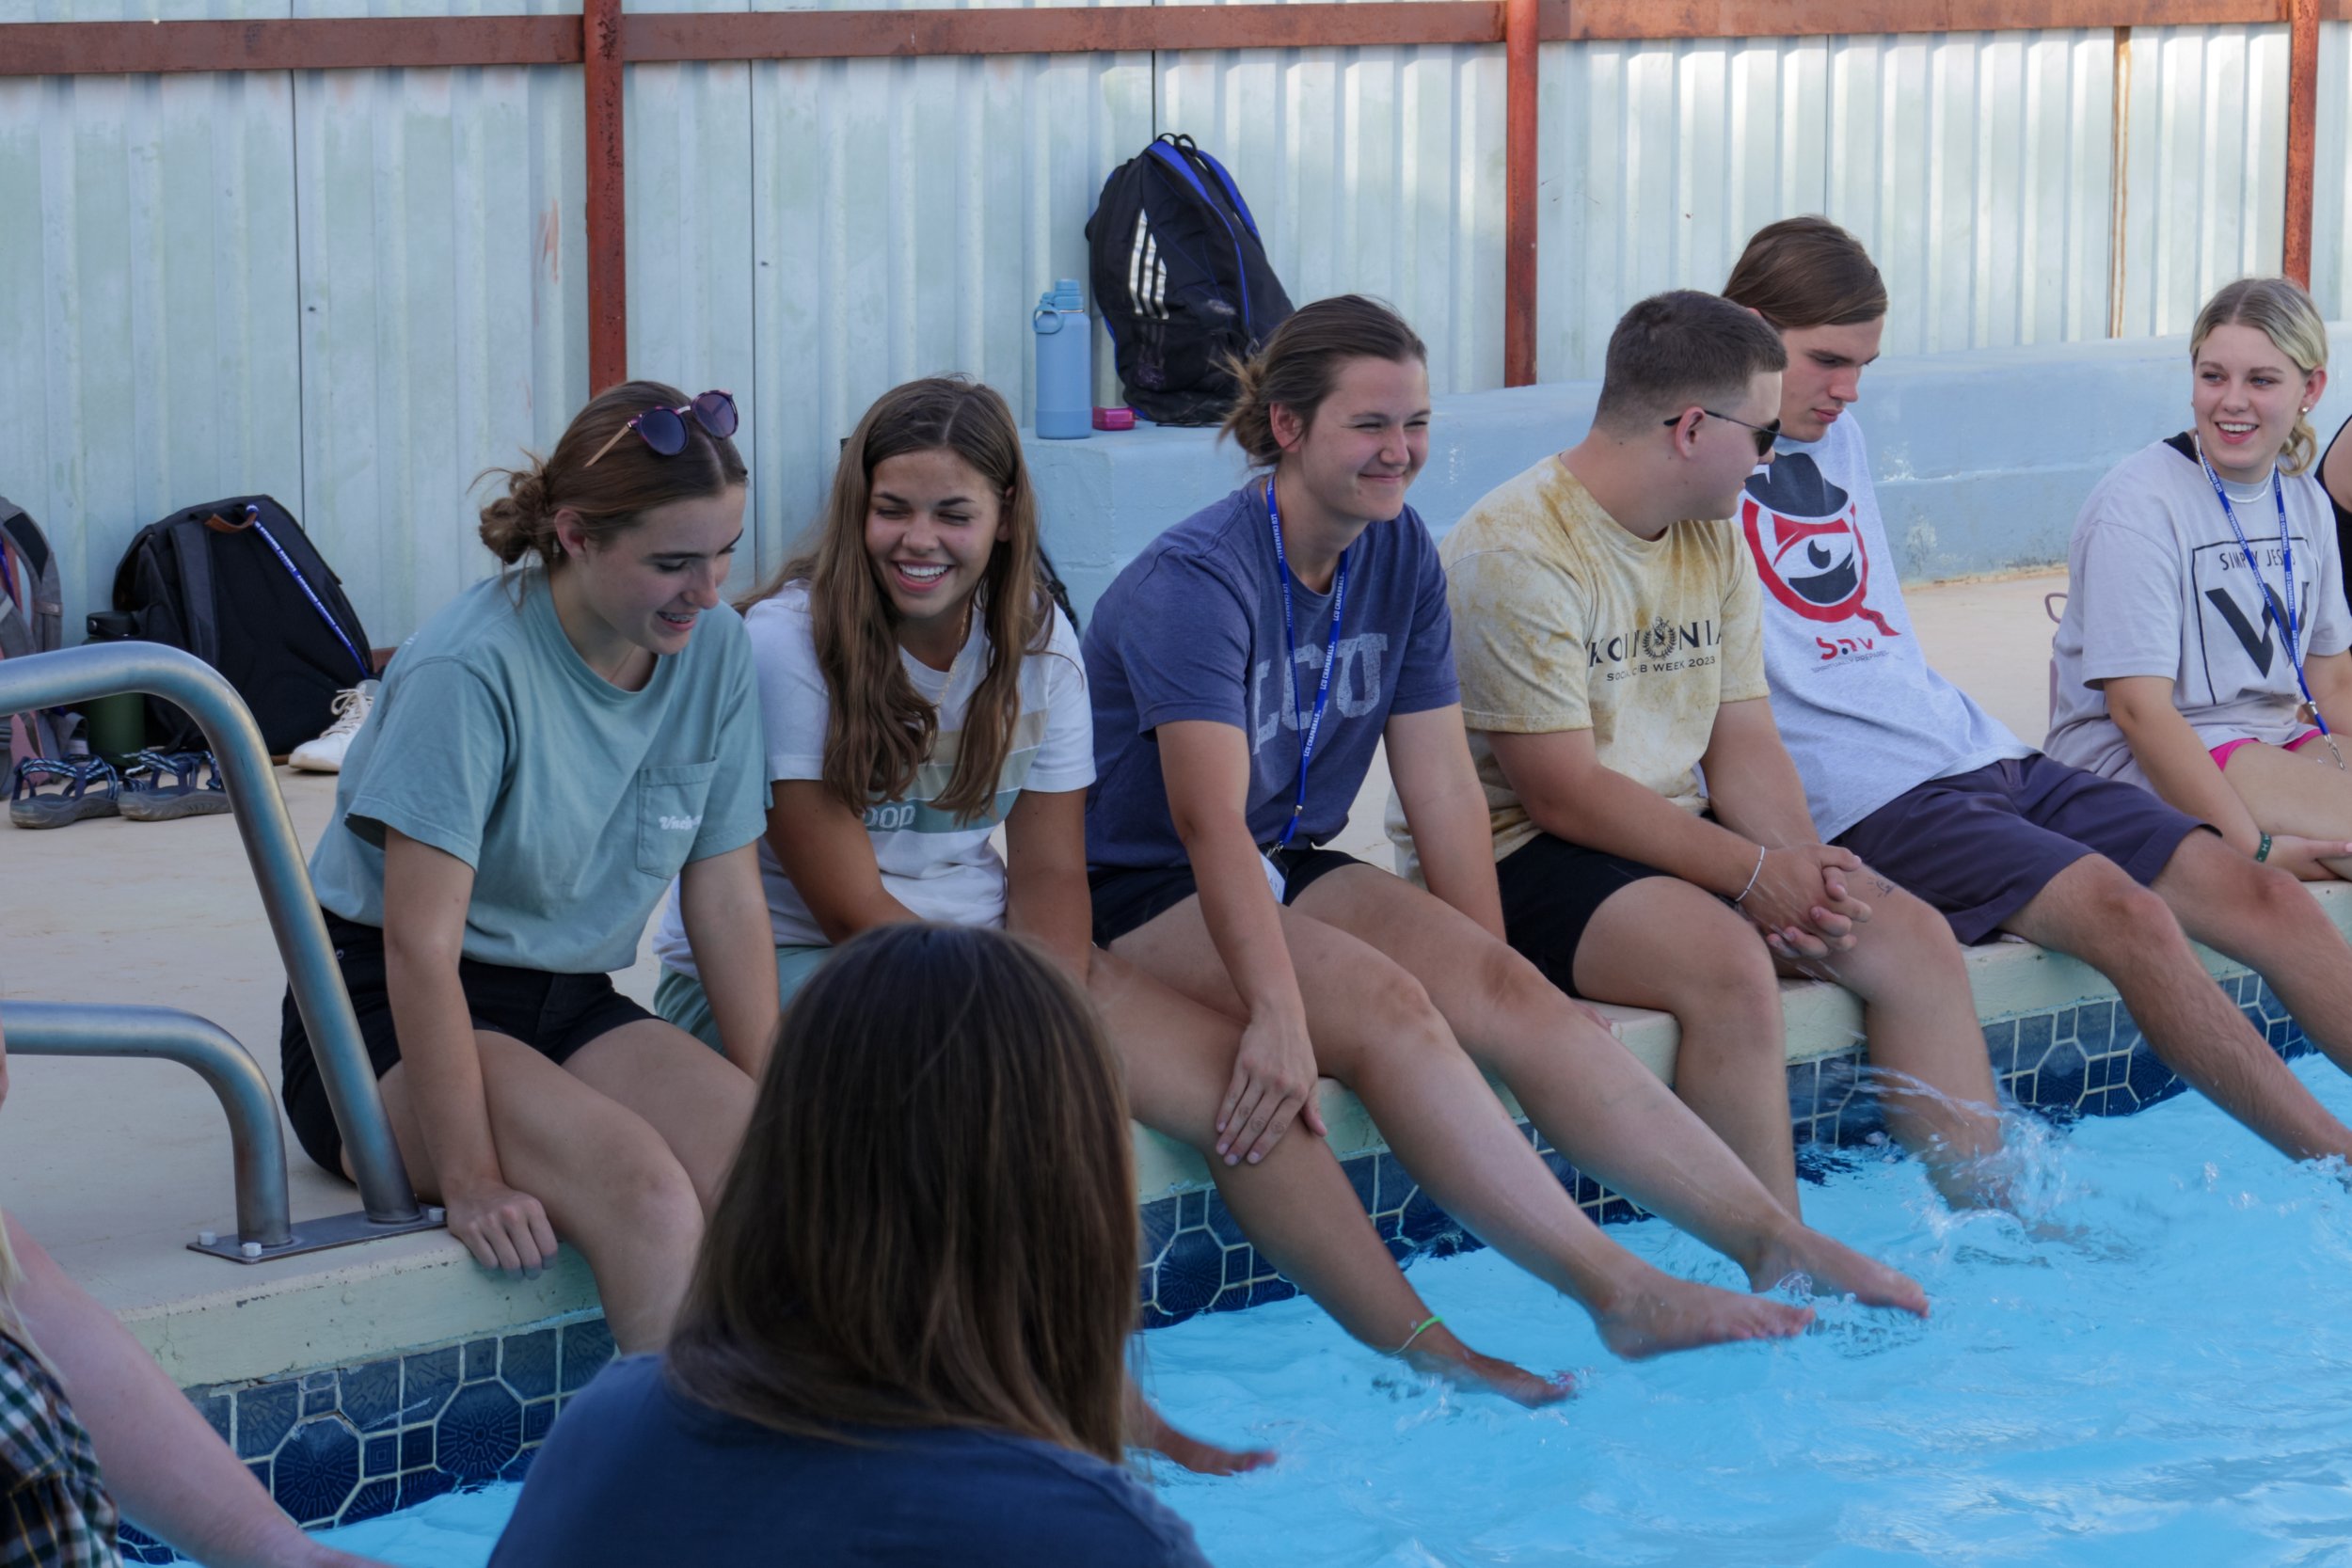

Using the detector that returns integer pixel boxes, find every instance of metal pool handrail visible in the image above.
[0,1001,294,1248]
[0,642,421,1225]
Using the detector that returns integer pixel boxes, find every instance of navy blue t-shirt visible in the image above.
[1084,483,1459,869]
[487,1356,1213,1568]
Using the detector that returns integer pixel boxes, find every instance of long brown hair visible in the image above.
[1722,215,1889,331]
[1221,294,1427,467]
[665,923,1138,1461]
[743,377,1047,820]
[478,380,747,566]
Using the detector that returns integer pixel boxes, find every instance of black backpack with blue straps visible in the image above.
[111,495,376,757]
[1088,134,1294,426]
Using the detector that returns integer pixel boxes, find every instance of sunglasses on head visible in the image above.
[1662,407,1780,459]
[583,389,739,468]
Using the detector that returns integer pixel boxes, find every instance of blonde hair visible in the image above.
[2191,277,2330,477]
[0,1216,57,1375]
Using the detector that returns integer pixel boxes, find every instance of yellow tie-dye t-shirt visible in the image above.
[1390,457,1767,879]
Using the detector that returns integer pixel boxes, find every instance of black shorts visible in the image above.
[1089,847,1364,947]
[1836,754,2210,945]
[280,911,656,1178]
[1495,832,1678,999]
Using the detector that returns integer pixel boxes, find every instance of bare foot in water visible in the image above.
[1752,1226,1929,1318]
[1591,1270,1813,1360]
[1402,1327,1576,1407]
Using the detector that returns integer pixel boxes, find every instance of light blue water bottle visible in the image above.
[1032,279,1092,439]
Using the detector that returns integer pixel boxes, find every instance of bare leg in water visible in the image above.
[1092,949,1572,1406]
[2005,849,2352,1163]
[1114,875,1922,1358]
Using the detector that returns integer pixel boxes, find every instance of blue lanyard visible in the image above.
[1265,477,1349,851]
[241,504,373,683]
[2195,448,2332,740]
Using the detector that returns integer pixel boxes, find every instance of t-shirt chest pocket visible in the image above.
[635,759,720,879]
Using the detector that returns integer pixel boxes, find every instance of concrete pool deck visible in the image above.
[0,564,2339,1395]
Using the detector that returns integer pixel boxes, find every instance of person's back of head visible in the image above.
[1722,215,1888,331]
[666,923,1136,1463]
[1590,290,1788,439]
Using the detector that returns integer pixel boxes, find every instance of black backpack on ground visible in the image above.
[112,496,375,756]
[1088,134,1294,426]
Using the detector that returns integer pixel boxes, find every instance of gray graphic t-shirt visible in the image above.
[1085,483,1459,869]
[1740,414,2030,840]
[2046,435,2351,783]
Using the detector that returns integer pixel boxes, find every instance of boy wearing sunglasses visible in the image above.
[1395,291,2009,1212]
[1722,216,2352,1170]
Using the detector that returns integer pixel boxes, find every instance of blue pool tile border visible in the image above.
[119,1319,616,1564]
[127,968,2307,1556]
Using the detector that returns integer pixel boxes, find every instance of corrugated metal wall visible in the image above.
[0,8,2331,640]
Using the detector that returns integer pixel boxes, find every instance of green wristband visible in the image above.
[2256,832,2274,863]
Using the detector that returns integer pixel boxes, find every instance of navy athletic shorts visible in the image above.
[1835,754,2209,945]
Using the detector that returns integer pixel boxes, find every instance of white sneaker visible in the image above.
[290,681,379,772]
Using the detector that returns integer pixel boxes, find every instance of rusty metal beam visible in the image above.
[2108,25,2134,336]
[621,3,1502,62]
[2285,0,2319,285]
[0,16,580,76]
[1504,0,1539,386]
[1542,0,2283,40]
[585,0,628,393]
[5,3,2311,77]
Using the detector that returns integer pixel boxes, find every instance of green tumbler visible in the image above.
[80,611,147,768]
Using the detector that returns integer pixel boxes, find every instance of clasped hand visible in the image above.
[1739,844,1872,960]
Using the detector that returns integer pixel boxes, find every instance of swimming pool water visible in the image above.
[308,1052,2352,1566]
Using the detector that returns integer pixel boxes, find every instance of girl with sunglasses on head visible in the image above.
[1084,295,1929,1359]
[646,374,1567,1431]
[2049,279,2352,882]
[280,380,778,1354]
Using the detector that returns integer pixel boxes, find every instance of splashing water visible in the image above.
[312,1051,2352,1567]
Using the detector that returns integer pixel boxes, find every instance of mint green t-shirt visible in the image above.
[308,570,768,975]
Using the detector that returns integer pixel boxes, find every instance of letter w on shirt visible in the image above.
[1250,634,1390,753]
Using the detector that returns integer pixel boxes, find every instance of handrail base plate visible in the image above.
[188,1206,446,1264]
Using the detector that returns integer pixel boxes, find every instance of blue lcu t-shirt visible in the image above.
[486,1356,1214,1568]
[1085,483,1460,869]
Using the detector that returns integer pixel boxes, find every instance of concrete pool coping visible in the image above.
[5,563,2326,1396]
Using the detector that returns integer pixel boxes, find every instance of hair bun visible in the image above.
[477,460,559,565]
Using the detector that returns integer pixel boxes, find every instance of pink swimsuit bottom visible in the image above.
[2212,729,2323,770]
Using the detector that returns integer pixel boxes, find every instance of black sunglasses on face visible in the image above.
[1663,407,1780,459]
[584,389,739,468]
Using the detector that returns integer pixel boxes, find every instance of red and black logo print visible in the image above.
[1740,454,1898,638]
